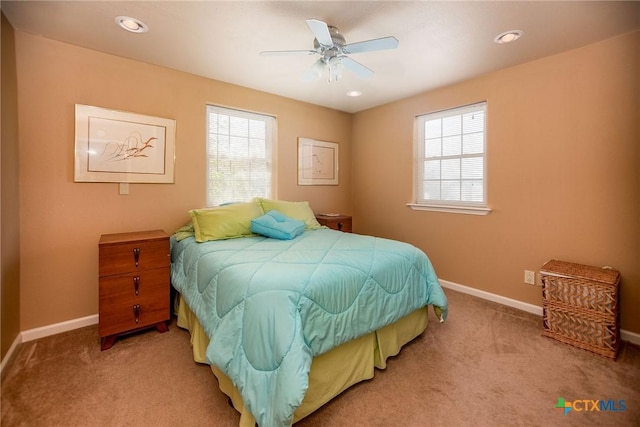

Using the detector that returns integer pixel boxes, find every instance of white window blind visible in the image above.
[411,102,489,215]
[206,105,275,207]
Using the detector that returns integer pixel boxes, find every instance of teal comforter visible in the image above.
[170,228,447,427]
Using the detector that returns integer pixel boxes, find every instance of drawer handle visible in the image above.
[133,276,140,296]
[133,304,140,324]
[337,222,343,231]
[133,248,140,267]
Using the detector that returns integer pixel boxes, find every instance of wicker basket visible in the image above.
[540,260,620,360]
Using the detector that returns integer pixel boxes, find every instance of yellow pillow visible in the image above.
[255,198,322,230]
[173,222,195,241]
[189,201,263,242]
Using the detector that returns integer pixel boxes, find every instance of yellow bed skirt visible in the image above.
[176,295,428,426]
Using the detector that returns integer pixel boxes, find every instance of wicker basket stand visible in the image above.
[540,260,620,360]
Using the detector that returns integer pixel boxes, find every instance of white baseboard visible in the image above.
[0,334,22,377]
[622,329,640,346]
[21,314,99,342]
[439,279,640,346]
[1,314,98,377]
[439,279,543,316]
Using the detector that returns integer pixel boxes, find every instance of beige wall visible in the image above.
[352,31,640,333]
[1,13,21,360]
[14,32,352,331]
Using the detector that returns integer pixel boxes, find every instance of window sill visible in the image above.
[406,203,491,216]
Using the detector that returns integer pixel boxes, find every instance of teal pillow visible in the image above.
[250,210,306,240]
[254,198,322,230]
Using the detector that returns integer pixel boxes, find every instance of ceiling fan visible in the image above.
[260,19,399,82]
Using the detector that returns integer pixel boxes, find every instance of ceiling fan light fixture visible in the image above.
[262,19,398,83]
[115,16,148,33]
[494,30,523,44]
[328,56,344,82]
[346,90,362,97]
[311,60,325,80]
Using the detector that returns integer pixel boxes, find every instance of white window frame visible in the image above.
[206,105,276,207]
[408,102,490,216]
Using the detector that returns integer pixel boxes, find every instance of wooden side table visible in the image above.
[98,230,171,350]
[315,214,352,233]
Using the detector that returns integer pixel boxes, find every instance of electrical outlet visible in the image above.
[524,270,535,285]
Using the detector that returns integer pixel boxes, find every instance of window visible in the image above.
[409,102,490,215]
[206,105,275,207]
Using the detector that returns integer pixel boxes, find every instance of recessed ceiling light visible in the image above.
[346,90,362,97]
[115,16,148,34]
[494,30,523,44]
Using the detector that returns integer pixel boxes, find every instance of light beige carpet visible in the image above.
[2,289,639,427]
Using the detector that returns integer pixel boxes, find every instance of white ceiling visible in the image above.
[3,1,639,113]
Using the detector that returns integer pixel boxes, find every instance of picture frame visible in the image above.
[297,137,339,186]
[74,104,176,183]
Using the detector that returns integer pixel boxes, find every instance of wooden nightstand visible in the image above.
[315,214,352,233]
[98,230,170,350]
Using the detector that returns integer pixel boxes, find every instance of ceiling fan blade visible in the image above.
[302,58,325,82]
[341,56,374,79]
[306,19,333,47]
[260,49,316,56]
[344,36,399,54]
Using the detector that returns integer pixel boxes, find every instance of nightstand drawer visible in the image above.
[99,267,169,301]
[99,239,169,276]
[98,297,170,337]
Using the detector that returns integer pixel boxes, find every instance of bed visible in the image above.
[170,199,448,427]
